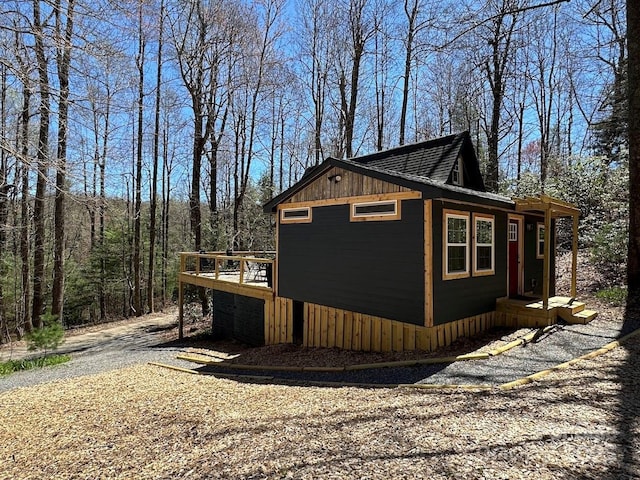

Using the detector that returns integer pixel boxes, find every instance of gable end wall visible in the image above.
[286,167,411,204]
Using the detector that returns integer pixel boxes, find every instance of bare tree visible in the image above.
[147,0,165,313]
[31,0,50,329]
[628,0,640,304]
[0,63,8,340]
[170,0,233,253]
[231,0,283,247]
[337,0,375,158]
[132,0,145,316]
[51,0,76,323]
[478,0,521,192]
[298,0,334,165]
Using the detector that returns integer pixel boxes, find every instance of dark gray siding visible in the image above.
[212,291,265,346]
[212,291,234,338]
[431,201,508,325]
[278,200,425,326]
[523,215,556,296]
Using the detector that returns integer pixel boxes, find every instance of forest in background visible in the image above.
[0,0,628,338]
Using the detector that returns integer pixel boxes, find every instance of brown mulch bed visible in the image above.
[182,326,532,368]
[1,334,639,479]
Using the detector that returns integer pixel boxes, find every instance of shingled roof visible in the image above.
[263,131,503,212]
[349,131,485,191]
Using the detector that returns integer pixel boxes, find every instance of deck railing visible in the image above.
[179,251,276,287]
[177,251,276,339]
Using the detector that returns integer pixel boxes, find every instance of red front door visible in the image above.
[508,219,519,297]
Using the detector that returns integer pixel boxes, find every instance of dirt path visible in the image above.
[0,309,179,362]
[0,309,201,393]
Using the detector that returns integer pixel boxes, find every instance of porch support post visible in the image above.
[542,208,552,315]
[178,279,184,340]
[571,214,579,299]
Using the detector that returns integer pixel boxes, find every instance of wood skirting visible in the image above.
[264,298,497,353]
[264,297,293,345]
[263,297,595,352]
[494,311,555,328]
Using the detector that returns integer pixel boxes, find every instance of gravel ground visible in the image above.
[3,297,634,392]
[184,300,640,387]
[0,311,197,393]
[1,335,640,479]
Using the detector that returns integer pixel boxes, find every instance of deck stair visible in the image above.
[496,295,598,327]
[539,296,597,324]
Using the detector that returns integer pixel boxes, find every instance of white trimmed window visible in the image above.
[473,214,495,276]
[280,206,312,223]
[443,210,470,279]
[537,223,545,259]
[451,156,463,186]
[350,199,400,222]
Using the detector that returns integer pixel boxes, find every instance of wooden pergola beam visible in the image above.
[514,195,580,315]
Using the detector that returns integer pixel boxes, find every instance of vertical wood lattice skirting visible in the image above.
[264,298,497,353]
[264,297,293,344]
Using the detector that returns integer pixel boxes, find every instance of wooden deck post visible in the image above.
[571,214,579,299]
[542,209,552,315]
[178,279,184,339]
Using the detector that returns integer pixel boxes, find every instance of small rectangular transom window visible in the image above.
[537,223,545,259]
[351,199,399,221]
[280,206,311,223]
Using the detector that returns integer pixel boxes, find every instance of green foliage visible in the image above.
[591,222,628,265]
[505,152,628,285]
[595,286,627,306]
[26,311,65,355]
[0,354,71,377]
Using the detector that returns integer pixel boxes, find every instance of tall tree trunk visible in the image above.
[32,0,50,329]
[0,65,7,341]
[133,1,145,317]
[399,0,418,146]
[483,4,517,193]
[148,0,164,314]
[99,95,109,321]
[627,0,640,304]
[51,0,75,324]
[161,125,170,310]
[19,82,32,334]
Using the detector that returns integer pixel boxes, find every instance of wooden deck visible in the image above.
[178,251,274,300]
[496,296,598,328]
[177,252,276,338]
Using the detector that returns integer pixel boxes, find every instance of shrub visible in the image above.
[27,311,65,355]
[0,354,71,377]
[595,286,627,306]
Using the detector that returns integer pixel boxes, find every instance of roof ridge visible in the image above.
[349,132,464,164]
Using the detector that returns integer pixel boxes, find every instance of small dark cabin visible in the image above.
[178,131,594,352]
[259,131,591,351]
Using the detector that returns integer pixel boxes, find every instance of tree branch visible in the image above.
[437,0,571,51]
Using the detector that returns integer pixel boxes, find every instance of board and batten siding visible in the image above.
[430,201,508,325]
[278,199,425,326]
[286,166,412,204]
[299,301,495,352]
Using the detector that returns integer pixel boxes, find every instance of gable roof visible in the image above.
[264,132,511,212]
[351,131,485,191]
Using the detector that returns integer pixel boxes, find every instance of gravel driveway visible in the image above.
[2,303,638,392]
[0,311,195,393]
[192,311,640,387]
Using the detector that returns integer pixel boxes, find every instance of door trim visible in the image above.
[507,214,524,296]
